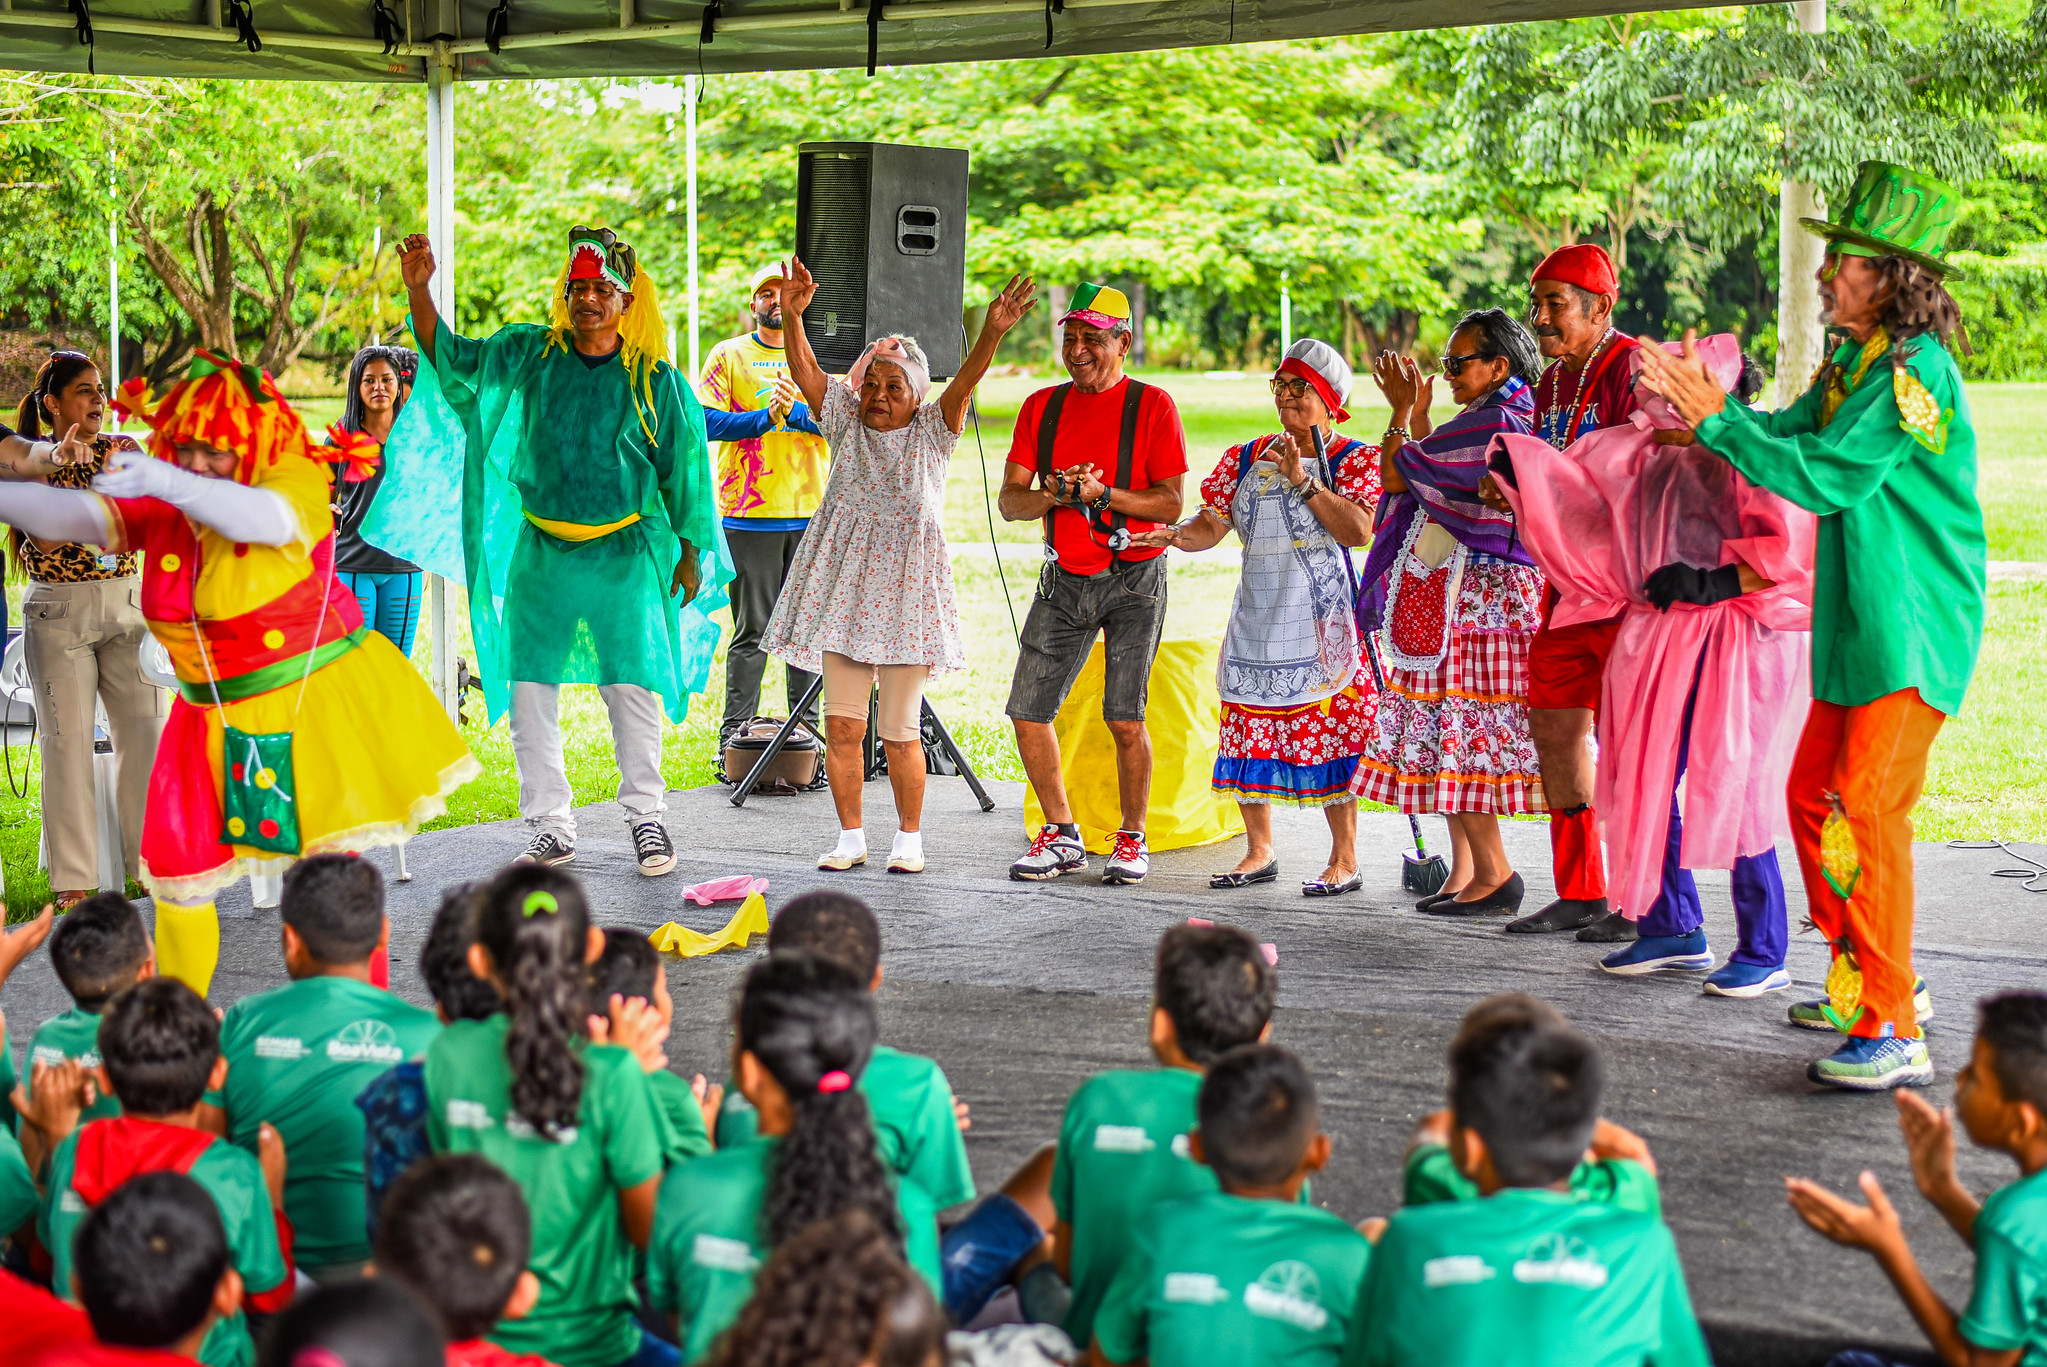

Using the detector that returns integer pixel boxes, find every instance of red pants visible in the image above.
[1529,611,1624,900]
[1786,689,1946,1040]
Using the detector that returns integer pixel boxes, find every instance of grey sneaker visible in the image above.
[632,820,677,877]
[1011,824,1088,881]
[1103,829,1151,885]
[517,831,576,866]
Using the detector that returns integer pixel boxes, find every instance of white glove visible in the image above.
[91,448,300,547]
[92,447,197,502]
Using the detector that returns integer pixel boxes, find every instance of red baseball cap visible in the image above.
[1531,243,1618,296]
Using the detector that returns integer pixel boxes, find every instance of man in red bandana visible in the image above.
[1494,244,1644,939]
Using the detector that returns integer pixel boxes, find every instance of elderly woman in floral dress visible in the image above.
[764,258,1036,875]
[1352,309,1546,918]
[1134,339,1380,896]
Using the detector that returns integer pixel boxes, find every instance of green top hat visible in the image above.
[1800,160,1962,279]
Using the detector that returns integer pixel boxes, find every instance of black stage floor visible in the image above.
[7,774,2042,1367]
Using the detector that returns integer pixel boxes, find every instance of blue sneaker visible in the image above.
[1808,1034,1934,1091]
[1703,961,1793,998]
[1599,929,1713,975]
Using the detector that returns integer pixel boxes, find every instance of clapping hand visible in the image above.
[780,257,818,318]
[1895,1089,1963,1207]
[1636,329,1728,428]
[589,993,671,1075]
[768,374,800,426]
[1785,1170,1909,1259]
[1372,351,1432,419]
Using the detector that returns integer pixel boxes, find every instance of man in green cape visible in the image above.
[1640,161,1986,1092]
[377,226,732,874]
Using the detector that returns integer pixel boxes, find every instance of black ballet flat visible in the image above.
[1420,873,1527,917]
[1302,872,1363,897]
[1414,889,1463,913]
[1211,860,1279,889]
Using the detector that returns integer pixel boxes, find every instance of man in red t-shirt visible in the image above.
[998,282,1187,885]
[1486,244,1644,940]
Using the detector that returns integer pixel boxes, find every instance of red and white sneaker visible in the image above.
[1010,824,1088,881]
[1103,829,1150,885]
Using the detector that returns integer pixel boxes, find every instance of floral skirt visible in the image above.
[1214,664,1374,807]
[1350,561,1545,816]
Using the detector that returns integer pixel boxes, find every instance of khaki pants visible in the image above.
[23,578,168,891]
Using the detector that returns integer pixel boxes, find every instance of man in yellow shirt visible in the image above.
[699,262,829,753]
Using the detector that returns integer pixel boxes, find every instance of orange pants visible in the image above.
[1785,689,1945,1040]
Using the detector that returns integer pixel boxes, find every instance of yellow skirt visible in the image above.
[142,630,481,902]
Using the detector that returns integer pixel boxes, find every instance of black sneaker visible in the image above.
[517,831,576,866]
[632,821,678,877]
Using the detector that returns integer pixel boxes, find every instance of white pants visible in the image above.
[510,681,667,839]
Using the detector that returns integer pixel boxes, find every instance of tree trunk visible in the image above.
[1128,279,1147,366]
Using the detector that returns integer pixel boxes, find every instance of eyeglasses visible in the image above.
[1439,351,1489,377]
[1268,377,1314,399]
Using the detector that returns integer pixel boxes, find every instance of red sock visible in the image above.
[1551,805,1608,900]
[370,945,390,990]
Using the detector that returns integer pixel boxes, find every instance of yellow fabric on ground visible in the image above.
[651,891,770,957]
[1023,638,1243,854]
[155,900,220,997]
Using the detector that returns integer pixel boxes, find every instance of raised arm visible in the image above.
[941,274,1036,435]
[776,257,829,412]
[399,234,441,367]
[0,424,97,482]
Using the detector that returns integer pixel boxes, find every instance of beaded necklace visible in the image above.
[1546,327,1616,450]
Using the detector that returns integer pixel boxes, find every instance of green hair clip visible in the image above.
[522,890,560,918]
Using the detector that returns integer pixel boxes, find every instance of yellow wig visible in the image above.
[542,262,670,444]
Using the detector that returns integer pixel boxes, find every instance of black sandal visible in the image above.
[1420,873,1526,917]
[1211,860,1279,889]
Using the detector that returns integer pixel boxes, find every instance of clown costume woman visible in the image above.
[0,353,479,994]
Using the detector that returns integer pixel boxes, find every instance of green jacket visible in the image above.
[1695,330,1984,714]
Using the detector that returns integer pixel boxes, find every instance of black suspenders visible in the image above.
[1036,378,1147,568]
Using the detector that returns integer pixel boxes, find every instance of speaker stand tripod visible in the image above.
[729,672,996,812]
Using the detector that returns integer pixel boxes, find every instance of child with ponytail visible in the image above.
[424,864,675,1367]
[646,953,943,1363]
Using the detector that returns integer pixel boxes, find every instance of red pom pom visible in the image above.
[232,763,245,781]
[259,818,280,838]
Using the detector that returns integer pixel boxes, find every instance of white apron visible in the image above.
[1216,435,1363,708]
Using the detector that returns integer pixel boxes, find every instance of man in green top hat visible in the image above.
[1640,160,1985,1092]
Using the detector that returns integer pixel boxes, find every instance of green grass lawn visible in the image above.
[4,374,2042,916]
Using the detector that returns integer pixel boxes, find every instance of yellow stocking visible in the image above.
[154,900,221,998]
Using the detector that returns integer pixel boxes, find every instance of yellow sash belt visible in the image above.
[523,510,641,542]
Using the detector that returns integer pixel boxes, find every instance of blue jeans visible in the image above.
[607,1329,681,1367]
[940,1191,1048,1323]
[340,569,422,656]
[1637,669,1789,966]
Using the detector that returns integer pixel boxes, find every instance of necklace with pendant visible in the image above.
[1548,328,1615,449]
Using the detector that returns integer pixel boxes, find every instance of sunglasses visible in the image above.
[1439,351,1493,377]
[1268,377,1316,399]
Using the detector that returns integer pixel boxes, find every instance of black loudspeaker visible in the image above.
[796,141,969,378]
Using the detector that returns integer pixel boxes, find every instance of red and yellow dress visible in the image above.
[104,356,478,993]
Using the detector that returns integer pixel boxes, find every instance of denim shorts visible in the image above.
[1005,556,1168,724]
[940,1191,1048,1323]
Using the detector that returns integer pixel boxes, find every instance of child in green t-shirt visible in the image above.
[1094,1043,1370,1367]
[1401,995,1661,1218]
[38,977,295,1367]
[1787,989,2047,1367]
[32,891,156,1128]
[592,928,715,1168]
[713,891,974,1209]
[646,953,942,1364]
[1046,922,1280,1350]
[374,1153,554,1367]
[1341,1010,1710,1367]
[70,1170,245,1361]
[207,855,441,1281]
[424,865,672,1367]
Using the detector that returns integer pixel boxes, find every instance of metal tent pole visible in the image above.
[686,73,700,380]
[424,43,459,719]
[107,149,119,396]
[1776,0,1827,407]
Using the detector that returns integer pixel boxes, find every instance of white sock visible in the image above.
[891,830,923,864]
[831,828,867,860]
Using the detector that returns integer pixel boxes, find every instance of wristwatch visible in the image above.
[1294,476,1322,500]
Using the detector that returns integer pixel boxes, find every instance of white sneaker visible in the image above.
[1103,830,1150,885]
[1011,824,1087,881]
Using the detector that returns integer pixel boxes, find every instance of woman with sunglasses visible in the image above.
[1350,309,1545,917]
[1131,339,1379,895]
[5,351,165,909]
[327,345,422,654]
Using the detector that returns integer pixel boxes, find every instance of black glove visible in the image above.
[1643,562,1742,611]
